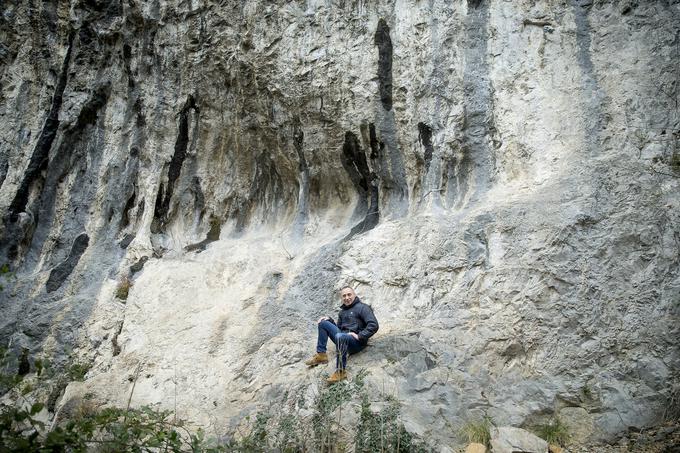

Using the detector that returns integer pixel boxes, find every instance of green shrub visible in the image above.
[312,373,362,450]
[355,395,428,453]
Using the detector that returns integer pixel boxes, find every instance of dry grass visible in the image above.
[460,416,493,447]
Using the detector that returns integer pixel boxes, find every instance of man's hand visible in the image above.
[317,316,329,324]
[349,332,360,340]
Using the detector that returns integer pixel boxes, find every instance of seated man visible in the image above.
[305,286,379,383]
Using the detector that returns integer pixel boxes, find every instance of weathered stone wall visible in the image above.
[1,0,678,448]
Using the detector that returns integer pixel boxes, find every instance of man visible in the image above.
[305,286,379,383]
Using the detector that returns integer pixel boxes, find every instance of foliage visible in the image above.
[67,362,91,382]
[234,412,271,452]
[459,416,493,447]
[272,414,301,452]
[311,371,364,449]
[355,395,428,453]
[1,350,432,453]
[0,349,220,453]
[534,417,570,446]
[1,403,229,453]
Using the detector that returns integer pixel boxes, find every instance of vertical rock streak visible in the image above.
[45,233,89,293]
[342,131,379,238]
[418,122,435,180]
[25,83,112,261]
[153,96,197,230]
[373,19,409,217]
[446,0,494,210]
[572,1,605,156]
[418,8,442,207]
[374,19,393,112]
[292,118,309,238]
[8,30,75,222]
[6,76,112,266]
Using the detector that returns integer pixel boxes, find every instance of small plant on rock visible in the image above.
[460,416,493,447]
[535,417,570,446]
[67,362,91,382]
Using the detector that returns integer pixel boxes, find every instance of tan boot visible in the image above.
[326,369,347,384]
[304,352,328,367]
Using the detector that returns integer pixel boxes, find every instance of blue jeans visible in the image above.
[316,320,365,370]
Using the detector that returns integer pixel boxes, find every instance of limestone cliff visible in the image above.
[1,0,679,448]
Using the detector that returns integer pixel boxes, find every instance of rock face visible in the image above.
[490,426,548,453]
[1,0,679,448]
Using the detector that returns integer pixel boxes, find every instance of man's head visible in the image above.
[339,286,356,306]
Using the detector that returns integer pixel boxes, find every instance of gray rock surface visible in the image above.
[490,426,548,453]
[0,0,679,448]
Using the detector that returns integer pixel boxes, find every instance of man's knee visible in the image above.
[318,320,334,330]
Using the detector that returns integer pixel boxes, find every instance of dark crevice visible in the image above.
[134,100,146,127]
[342,131,370,196]
[17,348,30,376]
[111,321,124,356]
[185,218,221,252]
[191,176,206,223]
[292,118,309,236]
[368,123,381,160]
[0,159,8,189]
[418,122,434,176]
[8,30,75,222]
[129,256,149,275]
[341,131,379,239]
[45,233,89,293]
[374,19,393,112]
[69,83,112,132]
[347,185,379,239]
[152,95,198,232]
[119,189,136,230]
[122,43,134,88]
[234,151,285,234]
[119,234,135,249]
[152,182,165,233]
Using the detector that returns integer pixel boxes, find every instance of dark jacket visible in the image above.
[333,297,379,343]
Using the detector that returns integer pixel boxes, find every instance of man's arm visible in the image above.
[357,304,379,340]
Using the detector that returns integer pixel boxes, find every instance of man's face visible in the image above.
[340,288,356,306]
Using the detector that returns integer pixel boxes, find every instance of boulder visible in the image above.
[490,427,548,453]
[465,442,487,453]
